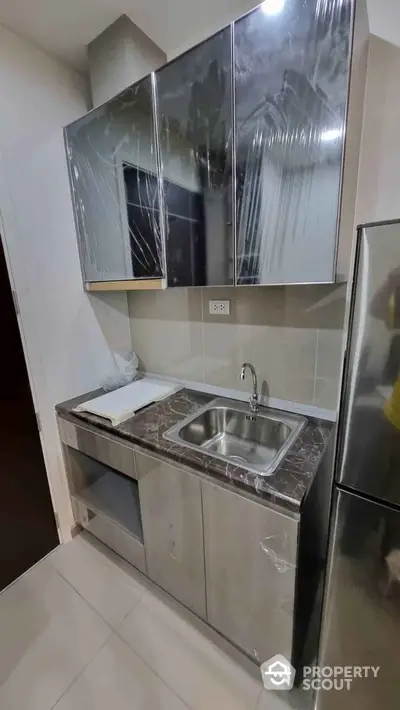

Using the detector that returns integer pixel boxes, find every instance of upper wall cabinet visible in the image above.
[65,77,164,287]
[155,27,234,287]
[235,1,352,285]
[65,0,365,290]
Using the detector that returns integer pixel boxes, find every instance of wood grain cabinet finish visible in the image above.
[136,452,206,618]
[202,480,299,663]
[58,417,136,480]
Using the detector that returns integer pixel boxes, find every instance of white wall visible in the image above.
[356,34,400,224]
[0,23,131,540]
[348,34,400,385]
[367,0,400,54]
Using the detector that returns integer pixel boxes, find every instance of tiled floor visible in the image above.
[0,532,300,710]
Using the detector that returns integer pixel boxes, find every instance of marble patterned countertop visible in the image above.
[56,387,334,514]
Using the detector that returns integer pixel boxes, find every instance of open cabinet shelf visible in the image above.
[67,446,143,542]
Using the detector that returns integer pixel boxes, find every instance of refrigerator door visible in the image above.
[337,221,400,505]
[317,488,400,710]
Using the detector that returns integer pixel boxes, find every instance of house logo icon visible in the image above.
[260,654,295,691]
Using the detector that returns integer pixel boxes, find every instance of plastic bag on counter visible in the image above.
[101,349,139,391]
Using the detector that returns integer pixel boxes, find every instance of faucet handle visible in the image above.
[249,393,259,413]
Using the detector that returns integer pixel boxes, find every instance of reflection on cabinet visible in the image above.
[136,451,206,617]
[202,480,298,663]
[65,0,366,289]
[153,26,233,287]
[235,1,354,285]
[65,76,164,285]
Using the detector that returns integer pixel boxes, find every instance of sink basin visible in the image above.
[163,398,305,476]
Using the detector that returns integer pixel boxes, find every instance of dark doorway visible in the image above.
[0,236,59,592]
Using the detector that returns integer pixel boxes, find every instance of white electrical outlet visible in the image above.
[209,300,230,315]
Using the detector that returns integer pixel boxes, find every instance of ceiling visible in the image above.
[0,0,397,74]
[367,0,400,50]
[0,0,257,72]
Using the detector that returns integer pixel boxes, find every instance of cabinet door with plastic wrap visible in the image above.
[65,76,163,283]
[155,26,233,287]
[202,479,298,664]
[235,1,352,284]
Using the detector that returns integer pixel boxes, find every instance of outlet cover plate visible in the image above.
[209,300,230,315]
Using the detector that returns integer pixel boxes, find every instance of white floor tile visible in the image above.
[54,633,189,710]
[118,590,261,710]
[49,533,144,627]
[0,534,310,710]
[0,559,111,710]
[257,687,311,710]
[256,690,291,709]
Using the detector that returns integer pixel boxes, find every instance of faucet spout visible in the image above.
[240,362,259,413]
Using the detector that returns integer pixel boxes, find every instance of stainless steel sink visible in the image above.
[163,398,305,476]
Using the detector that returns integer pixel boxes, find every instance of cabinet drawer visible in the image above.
[202,480,298,664]
[72,496,146,575]
[58,417,136,479]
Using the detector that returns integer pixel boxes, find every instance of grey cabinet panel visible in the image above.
[235,1,352,285]
[136,452,206,617]
[202,480,298,663]
[155,27,233,287]
[65,77,163,282]
[58,417,136,480]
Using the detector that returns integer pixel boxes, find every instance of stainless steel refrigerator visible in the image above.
[317,220,400,709]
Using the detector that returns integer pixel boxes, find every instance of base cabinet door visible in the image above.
[202,480,298,664]
[137,452,206,618]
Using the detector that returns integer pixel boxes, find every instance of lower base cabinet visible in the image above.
[61,411,301,665]
[201,480,299,664]
[136,452,206,618]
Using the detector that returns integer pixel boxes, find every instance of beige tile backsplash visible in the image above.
[128,284,346,410]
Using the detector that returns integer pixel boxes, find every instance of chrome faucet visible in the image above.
[240,362,259,413]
